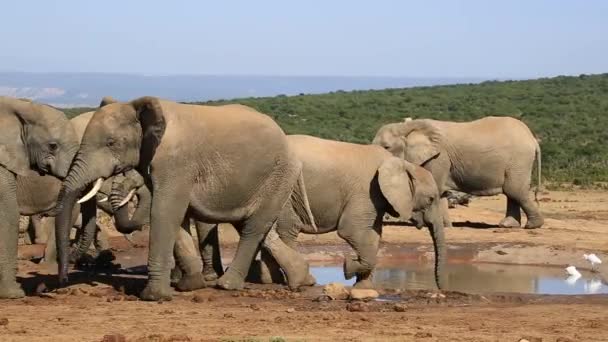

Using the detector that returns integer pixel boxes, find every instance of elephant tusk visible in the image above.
[117,189,136,208]
[98,196,108,203]
[77,178,104,204]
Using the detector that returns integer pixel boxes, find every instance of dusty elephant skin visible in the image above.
[54,96,303,301]
[373,116,544,229]
[0,97,80,299]
[201,135,446,290]
[262,135,446,290]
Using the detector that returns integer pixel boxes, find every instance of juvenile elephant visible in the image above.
[55,96,307,301]
[373,116,543,229]
[193,135,446,290]
[0,97,80,298]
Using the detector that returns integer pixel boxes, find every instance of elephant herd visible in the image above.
[0,95,544,301]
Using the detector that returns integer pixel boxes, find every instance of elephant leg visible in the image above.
[140,181,191,301]
[499,197,522,228]
[0,168,25,299]
[32,215,48,244]
[194,222,224,281]
[20,216,32,245]
[440,197,452,228]
[262,225,315,289]
[337,209,381,290]
[93,225,111,252]
[503,175,544,229]
[174,219,205,292]
[42,217,57,264]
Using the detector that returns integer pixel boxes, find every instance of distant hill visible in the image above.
[63,73,608,183]
[0,72,486,107]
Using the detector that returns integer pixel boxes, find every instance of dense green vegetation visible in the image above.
[63,73,608,183]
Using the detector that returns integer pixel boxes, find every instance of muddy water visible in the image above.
[309,263,608,295]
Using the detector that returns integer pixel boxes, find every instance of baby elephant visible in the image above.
[266,135,446,289]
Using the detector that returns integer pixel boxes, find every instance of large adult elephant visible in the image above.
[180,135,446,290]
[0,97,80,298]
[372,116,543,229]
[54,96,306,301]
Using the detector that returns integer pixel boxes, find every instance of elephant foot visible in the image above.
[216,270,245,291]
[175,273,206,292]
[343,258,359,280]
[443,219,453,228]
[525,216,544,229]
[170,267,183,284]
[352,279,374,290]
[140,282,173,301]
[499,216,521,228]
[0,281,26,299]
[203,270,219,282]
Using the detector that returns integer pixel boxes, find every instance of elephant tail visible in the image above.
[534,143,542,204]
[291,171,317,232]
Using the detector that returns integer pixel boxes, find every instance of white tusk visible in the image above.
[98,196,108,203]
[77,178,104,204]
[117,189,136,208]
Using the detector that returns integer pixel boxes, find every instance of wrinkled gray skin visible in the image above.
[55,96,304,301]
[0,97,80,299]
[373,117,544,229]
[193,135,446,290]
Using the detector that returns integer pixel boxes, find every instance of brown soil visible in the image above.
[3,190,608,341]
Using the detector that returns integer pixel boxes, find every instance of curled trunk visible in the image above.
[111,186,151,234]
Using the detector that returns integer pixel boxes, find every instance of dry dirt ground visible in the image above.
[2,190,608,341]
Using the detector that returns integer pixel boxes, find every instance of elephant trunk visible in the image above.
[424,206,446,290]
[55,156,108,285]
[111,185,151,234]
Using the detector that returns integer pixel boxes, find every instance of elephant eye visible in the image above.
[48,142,58,152]
[382,145,390,150]
[429,196,435,204]
[107,138,116,147]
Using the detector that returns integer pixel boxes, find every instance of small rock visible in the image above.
[38,292,56,299]
[556,337,574,342]
[223,313,235,319]
[0,318,8,326]
[286,308,295,313]
[35,282,48,294]
[101,334,126,342]
[191,294,206,303]
[495,250,508,255]
[350,289,379,300]
[346,302,369,312]
[55,288,70,295]
[323,282,349,300]
[414,332,432,338]
[313,295,332,302]
[393,304,407,312]
[249,304,261,311]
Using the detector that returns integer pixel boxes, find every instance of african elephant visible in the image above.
[54,96,307,301]
[372,116,544,229]
[0,97,80,298]
[191,135,446,290]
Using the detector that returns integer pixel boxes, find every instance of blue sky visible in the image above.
[2,0,607,78]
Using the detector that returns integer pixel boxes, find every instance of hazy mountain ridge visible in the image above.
[0,72,488,107]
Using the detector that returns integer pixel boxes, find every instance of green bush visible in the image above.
[63,73,608,183]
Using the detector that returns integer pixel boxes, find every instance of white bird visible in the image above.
[583,253,602,272]
[565,273,581,286]
[565,265,581,277]
[584,278,603,294]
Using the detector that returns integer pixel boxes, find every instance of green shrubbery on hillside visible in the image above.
[63,73,608,183]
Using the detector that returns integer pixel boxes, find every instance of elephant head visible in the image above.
[55,96,166,283]
[0,97,79,178]
[108,169,151,233]
[373,119,443,166]
[377,157,446,290]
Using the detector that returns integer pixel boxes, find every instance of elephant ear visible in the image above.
[0,98,40,176]
[400,120,442,166]
[377,157,415,219]
[99,96,118,107]
[131,96,166,173]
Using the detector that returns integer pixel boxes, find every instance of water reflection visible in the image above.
[309,263,608,295]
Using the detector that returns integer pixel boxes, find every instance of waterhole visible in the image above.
[310,263,608,295]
